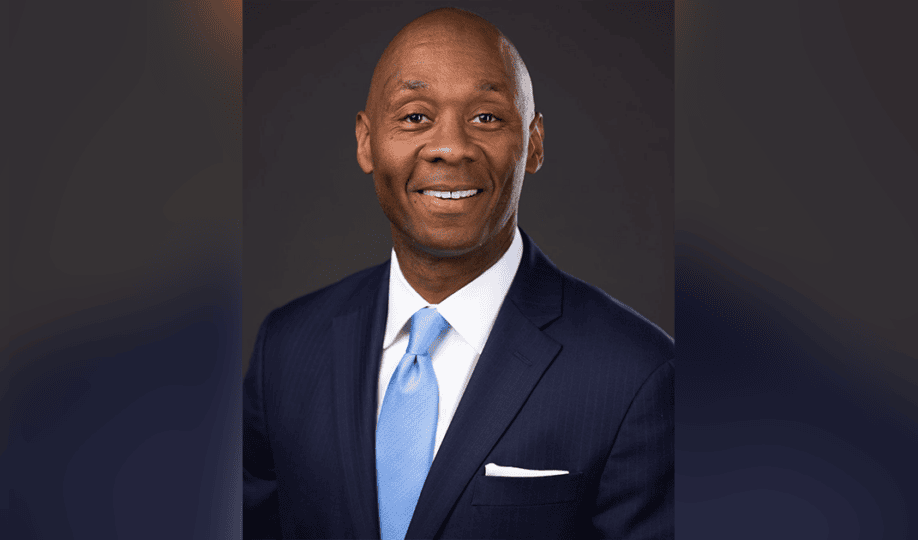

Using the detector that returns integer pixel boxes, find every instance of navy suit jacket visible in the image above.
[243,231,674,539]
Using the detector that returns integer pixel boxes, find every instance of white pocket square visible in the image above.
[484,463,569,478]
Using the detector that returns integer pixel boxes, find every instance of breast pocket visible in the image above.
[471,472,584,506]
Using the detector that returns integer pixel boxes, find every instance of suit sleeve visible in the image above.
[243,315,283,540]
[592,357,674,539]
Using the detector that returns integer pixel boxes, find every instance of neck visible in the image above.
[393,226,515,305]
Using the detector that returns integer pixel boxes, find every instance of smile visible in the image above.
[421,189,482,200]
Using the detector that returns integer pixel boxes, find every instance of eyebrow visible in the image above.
[476,81,505,93]
[393,79,507,93]
[397,80,429,91]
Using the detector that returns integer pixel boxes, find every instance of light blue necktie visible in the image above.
[377,307,449,540]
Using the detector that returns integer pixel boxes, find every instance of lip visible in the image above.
[409,172,485,193]
[411,188,485,212]
[414,185,483,193]
[408,173,487,207]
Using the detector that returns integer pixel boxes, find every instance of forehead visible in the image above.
[380,34,515,99]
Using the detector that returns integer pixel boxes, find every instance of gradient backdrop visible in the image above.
[3,1,917,539]
[677,2,918,538]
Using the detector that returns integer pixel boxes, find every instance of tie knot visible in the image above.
[406,307,449,356]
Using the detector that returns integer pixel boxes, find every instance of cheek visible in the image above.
[486,132,527,168]
[513,134,529,164]
[378,136,420,171]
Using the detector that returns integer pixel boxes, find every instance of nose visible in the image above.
[423,113,479,165]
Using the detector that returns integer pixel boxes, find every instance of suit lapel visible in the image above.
[331,262,390,539]
[407,232,564,539]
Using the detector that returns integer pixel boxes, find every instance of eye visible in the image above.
[472,113,500,123]
[403,113,430,124]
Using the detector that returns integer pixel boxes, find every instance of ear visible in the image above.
[355,111,374,174]
[525,112,544,174]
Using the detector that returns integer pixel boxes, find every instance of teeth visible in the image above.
[423,189,479,199]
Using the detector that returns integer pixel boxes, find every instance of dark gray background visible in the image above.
[5,2,242,539]
[243,1,675,364]
[676,1,918,537]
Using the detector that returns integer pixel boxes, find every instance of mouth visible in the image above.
[420,189,483,200]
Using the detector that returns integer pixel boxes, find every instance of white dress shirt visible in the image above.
[377,227,524,459]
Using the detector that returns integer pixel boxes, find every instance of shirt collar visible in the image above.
[384,227,524,354]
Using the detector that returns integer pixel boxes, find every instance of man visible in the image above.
[243,7,673,539]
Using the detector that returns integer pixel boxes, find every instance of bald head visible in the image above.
[365,8,535,126]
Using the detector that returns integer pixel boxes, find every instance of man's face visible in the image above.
[357,25,543,258]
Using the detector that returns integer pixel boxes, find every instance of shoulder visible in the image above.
[552,270,674,371]
[259,261,388,339]
[513,230,673,374]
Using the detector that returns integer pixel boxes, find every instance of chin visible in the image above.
[411,229,485,258]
